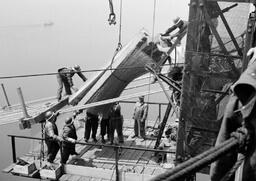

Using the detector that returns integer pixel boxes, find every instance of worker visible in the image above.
[132,96,148,140]
[99,113,110,144]
[44,111,62,163]
[56,65,87,101]
[160,17,188,46]
[210,47,256,181]
[84,111,99,143]
[109,102,124,144]
[61,116,78,164]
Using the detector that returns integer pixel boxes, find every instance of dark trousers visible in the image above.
[134,119,145,138]
[101,118,110,139]
[61,145,76,164]
[56,74,72,101]
[109,117,124,143]
[84,116,99,140]
[45,140,60,163]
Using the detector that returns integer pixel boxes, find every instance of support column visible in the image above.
[17,87,29,118]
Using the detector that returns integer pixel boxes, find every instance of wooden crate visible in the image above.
[12,162,36,176]
[40,164,62,180]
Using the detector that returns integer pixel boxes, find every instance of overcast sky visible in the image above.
[0,0,189,105]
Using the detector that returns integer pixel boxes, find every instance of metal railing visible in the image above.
[8,134,175,181]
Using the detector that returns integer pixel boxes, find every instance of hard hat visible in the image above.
[73,65,81,71]
[173,17,181,26]
[65,116,74,126]
[45,111,54,120]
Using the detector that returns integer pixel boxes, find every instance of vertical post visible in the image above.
[154,103,172,149]
[40,123,45,168]
[1,83,11,107]
[242,11,256,71]
[11,136,17,163]
[115,147,119,181]
[17,87,29,118]
[159,104,161,123]
[60,141,63,165]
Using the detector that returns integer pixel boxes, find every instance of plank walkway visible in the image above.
[4,118,176,180]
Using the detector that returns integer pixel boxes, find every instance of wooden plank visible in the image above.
[120,172,153,181]
[59,174,74,181]
[64,164,115,180]
[142,167,155,175]
[2,163,16,173]
[61,88,170,114]
[91,158,162,168]
[97,128,133,169]
[94,127,129,160]
[137,140,157,165]
[26,97,69,126]
[90,178,102,181]
[69,175,83,181]
[77,176,92,181]
[152,168,166,176]
[133,165,144,174]
[128,139,152,164]
[118,139,137,162]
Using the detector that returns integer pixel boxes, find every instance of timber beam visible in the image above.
[19,97,68,129]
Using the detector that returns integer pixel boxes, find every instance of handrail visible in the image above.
[8,134,175,154]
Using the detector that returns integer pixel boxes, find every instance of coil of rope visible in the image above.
[149,126,250,181]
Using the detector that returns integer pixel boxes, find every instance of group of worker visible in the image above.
[44,111,78,164]
[44,95,148,164]
[46,17,184,165]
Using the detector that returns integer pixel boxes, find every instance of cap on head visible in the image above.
[139,95,144,99]
[45,111,54,120]
[73,65,81,71]
[173,17,181,26]
[65,116,73,125]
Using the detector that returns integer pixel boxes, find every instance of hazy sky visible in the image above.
[0,0,189,105]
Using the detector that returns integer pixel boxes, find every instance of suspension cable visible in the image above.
[118,0,123,48]
[0,65,175,80]
[0,47,242,80]
[109,0,123,73]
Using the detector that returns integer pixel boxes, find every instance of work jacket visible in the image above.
[44,121,59,142]
[210,60,256,181]
[133,102,148,122]
[62,124,77,148]
[58,67,87,87]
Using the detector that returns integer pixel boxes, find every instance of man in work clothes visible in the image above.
[44,111,62,163]
[109,102,124,144]
[99,112,110,144]
[210,47,256,181]
[57,65,87,101]
[61,116,78,164]
[132,96,148,139]
[84,111,99,143]
[160,17,188,47]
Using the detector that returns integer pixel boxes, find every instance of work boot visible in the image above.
[131,135,137,139]
[101,136,106,144]
[93,138,98,143]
